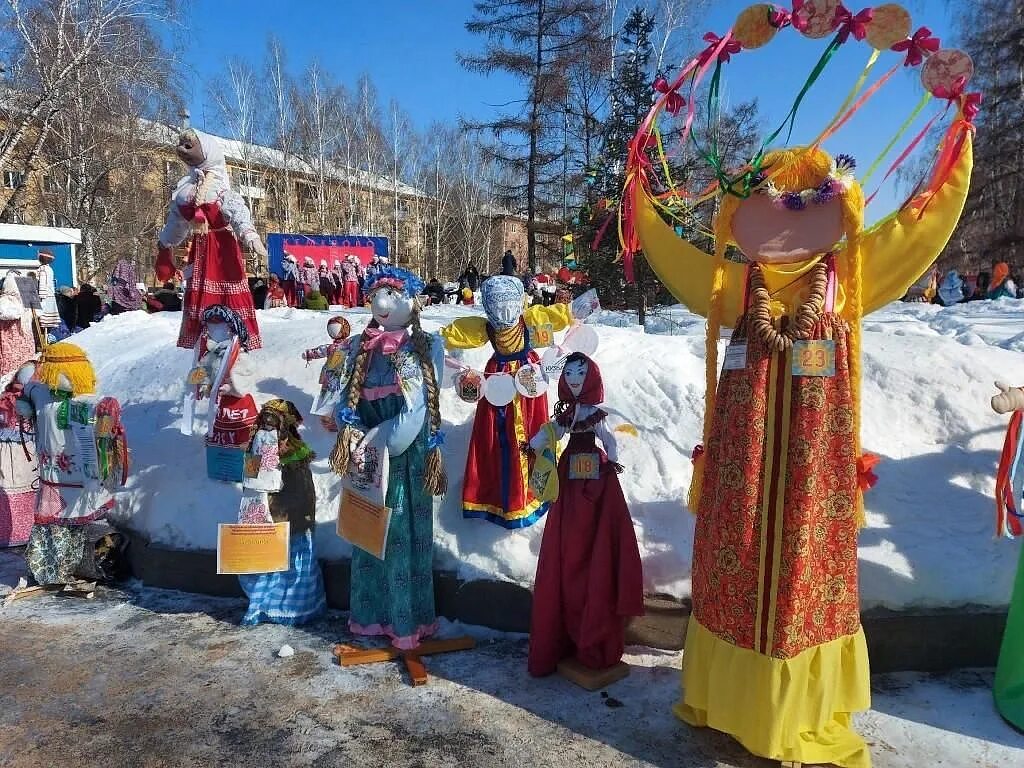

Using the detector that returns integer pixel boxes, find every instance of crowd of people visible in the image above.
[905,261,1024,305]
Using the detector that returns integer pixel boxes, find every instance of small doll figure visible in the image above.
[155,128,265,351]
[239,412,282,524]
[330,266,446,649]
[264,274,288,309]
[304,316,353,421]
[526,352,643,679]
[182,304,251,439]
[238,399,325,626]
[17,343,129,585]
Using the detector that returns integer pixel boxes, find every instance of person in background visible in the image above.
[501,248,517,277]
[330,260,345,305]
[248,267,268,311]
[154,281,182,312]
[303,290,328,311]
[264,274,287,309]
[341,254,363,307]
[74,284,102,329]
[936,269,966,307]
[987,262,1017,300]
[363,255,382,290]
[969,270,990,301]
[281,253,301,307]
[35,251,61,342]
[424,278,445,306]
[460,286,475,306]
[318,263,335,305]
[300,256,318,301]
[56,286,78,332]
[459,261,480,292]
[108,260,144,315]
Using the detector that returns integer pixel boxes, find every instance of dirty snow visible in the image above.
[64,299,1024,610]
[0,554,1021,768]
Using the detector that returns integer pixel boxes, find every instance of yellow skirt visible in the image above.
[676,618,872,768]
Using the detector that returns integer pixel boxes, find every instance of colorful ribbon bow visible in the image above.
[768,6,791,28]
[891,26,940,67]
[698,32,741,66]
[834,6,874,44]
[361,327,409,355]
[856,453,881,492]
[933,75,982,121]
[961,91,982,123]
[652,74,685,116]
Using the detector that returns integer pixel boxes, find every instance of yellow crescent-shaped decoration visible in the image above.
[634,131,974,321]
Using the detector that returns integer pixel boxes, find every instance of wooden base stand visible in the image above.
[4,580,96,605]
[332,636,476,687]
[556,658,630,691]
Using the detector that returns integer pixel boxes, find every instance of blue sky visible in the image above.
[181,0,961,221]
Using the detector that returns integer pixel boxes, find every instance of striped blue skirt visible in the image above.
[238,529,327,626]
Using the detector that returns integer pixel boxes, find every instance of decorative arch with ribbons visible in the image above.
[617,1,980,295]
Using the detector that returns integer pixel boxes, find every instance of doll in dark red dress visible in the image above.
[526,352,644,680]
[156,129,266,351]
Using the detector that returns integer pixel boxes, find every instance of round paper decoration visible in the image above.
[865,4,912,50]
[562,324,599,358]
[327,316,351,340]
[455,369,484,403]
[793,0,842,39]
[921,49,974,96]
[514,363,546,399]
[734,4,778,50]
[484,373,517,406]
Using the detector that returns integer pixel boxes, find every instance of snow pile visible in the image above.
[73,299,1024,610]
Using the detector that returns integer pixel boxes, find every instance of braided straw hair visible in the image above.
[37,341,97,395]
[328,305,447,497]
[689,147,866,525]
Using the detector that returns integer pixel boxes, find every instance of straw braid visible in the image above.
[411,313,447,496]
[328,320,377,475]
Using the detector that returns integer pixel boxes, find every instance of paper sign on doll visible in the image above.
[338,488,392,560]
[568,452,601,480]
[217,522,290,574]
[792,339,836,377]
[723,343,748,371]
[530,322,555,348]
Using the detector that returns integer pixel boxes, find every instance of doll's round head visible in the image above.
[327,316,351,340]
[369,285,415,330]
[258,408,282,432]
[481,276,526,329]
[175,129,205,168]
[563,356,589,397]
[205,318,232,343]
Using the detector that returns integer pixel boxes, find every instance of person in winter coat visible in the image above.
[281,253,301,307]
[988,262,1018,300]
[340,254,363,307]
[501,249,518,277]
[424,278,445,306]
[75,284,102,329]
[108,260,144,315]
[318,264,335,304]
[937,270,965,307]
[300,257,318,300]
[459,262,480,292]
[56,287,78,332]
[303,291,328,311]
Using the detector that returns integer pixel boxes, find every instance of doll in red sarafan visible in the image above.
[156,129,266,351]
[526,352,644,680]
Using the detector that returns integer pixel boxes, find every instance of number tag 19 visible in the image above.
[792,339,836,377]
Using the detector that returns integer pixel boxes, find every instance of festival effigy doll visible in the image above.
[441,276,573,528]
[237,398,325,626]
[0,376,37,548]
[304,315,353,424]
[17,342,129,585]
[156,128,265,351]
[526,352,643,679]
[619,5,978,765]
[0,270,35,383]
[329,266,446,649]
[988,384,1024,731]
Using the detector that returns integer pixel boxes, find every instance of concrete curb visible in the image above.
[126,533,1006,674]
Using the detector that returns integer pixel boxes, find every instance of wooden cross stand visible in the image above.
[332,636,476,687]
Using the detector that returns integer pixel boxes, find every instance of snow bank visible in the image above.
[75,299,1024,611]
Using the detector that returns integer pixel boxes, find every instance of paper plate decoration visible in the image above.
[455,369,484,403]
[484,373,517,406]
[922,49,975,97]
[733,4,779,50]
[793,0,842,39]
[514,363,546,399]
[865,4,912,50]
[562,324,599,358]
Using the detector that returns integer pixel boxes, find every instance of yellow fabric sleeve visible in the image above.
[859,132,973,314]
[439,316,488,350]
[524,302,573,332]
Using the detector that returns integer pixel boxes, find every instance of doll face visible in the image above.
[731,194,844,265]
[370,287,414,330]
[175,131,205,168]
[258,410,282,432]
[206,319,232,343]
[563,359,589,397]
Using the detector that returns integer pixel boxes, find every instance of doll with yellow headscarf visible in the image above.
[629,117,974,764]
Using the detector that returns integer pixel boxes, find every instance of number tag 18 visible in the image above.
[568,452,601,480]
[792,339,836,377]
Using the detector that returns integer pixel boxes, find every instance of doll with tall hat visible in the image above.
[237,398,325,626]
[526,352,643,682]
[329,265,446,649]
[622,6,979,761]
[441,275,579,529]
[17,342,128,585]
[156,128,266,351]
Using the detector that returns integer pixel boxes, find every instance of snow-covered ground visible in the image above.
[1,559,1021,768]
[72,299,1024,611]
